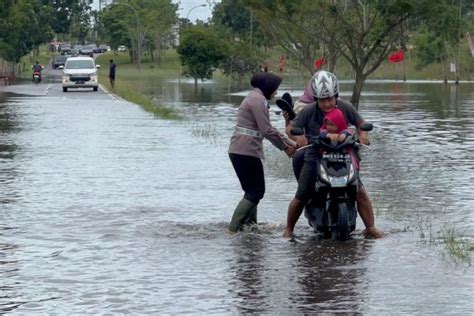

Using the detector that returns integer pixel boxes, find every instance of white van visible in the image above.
[62,57,100,92]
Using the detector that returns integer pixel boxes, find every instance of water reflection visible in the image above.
[0,79,472,314]
[230,234,267,314]
[0,225,20,313]
[290,239,370,313]
[0,97,21,205]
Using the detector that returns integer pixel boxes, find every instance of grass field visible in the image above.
[95,52,180,120]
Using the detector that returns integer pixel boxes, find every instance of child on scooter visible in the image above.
[319,108,351,142]
[319,108,359,170]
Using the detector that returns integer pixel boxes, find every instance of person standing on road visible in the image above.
[227,72,296,234]
[108,59,116,89]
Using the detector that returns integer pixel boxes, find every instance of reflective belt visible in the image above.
[235,126,263,138]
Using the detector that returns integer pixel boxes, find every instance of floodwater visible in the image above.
[0,74,473,314]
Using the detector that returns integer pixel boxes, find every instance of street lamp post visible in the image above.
[113,2,141,71]
[185,4,206,21]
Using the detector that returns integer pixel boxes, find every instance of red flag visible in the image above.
[389,50,405,63]
[313,57,326,69]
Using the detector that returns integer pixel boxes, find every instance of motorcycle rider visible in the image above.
[32,61,42,73]
[282,70,382,238]
[32,61,42,81]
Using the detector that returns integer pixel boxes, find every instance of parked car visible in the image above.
[93,45,102,54]
[73,45,83,52]
[97,44,110,53]
[60,45,71,55]
[118,45,127,52]
[62,57,101,92]
[52,55,68,69]
[80,45,95,57]
[68,48,80,57]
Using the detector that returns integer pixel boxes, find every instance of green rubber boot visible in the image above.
[245,205,257,225]
[227,199,257,233]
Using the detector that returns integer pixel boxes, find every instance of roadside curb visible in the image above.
[99,83,124,101]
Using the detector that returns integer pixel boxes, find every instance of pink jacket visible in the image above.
[320,108,360,170]
[228,89,288,159]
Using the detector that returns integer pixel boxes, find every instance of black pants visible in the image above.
[229,153,265,204]
[295,159,318,202]
[292,148,306,180]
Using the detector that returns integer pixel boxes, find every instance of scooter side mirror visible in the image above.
[290,127,304,136]
[359,122,373,132]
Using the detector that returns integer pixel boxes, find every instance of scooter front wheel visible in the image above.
[332,201,350,241]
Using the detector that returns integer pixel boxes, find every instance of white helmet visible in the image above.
[311,70,339,99]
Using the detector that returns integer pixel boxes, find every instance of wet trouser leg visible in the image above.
[284,160,319,236]
[292,147,306,180]
[228,153,265,231]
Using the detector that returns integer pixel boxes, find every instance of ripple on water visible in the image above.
[0,82,473,314]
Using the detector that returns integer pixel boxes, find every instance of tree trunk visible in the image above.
[350,71,366,110]
[327,41,339,73]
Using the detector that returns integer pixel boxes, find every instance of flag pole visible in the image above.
[403,58,406,81]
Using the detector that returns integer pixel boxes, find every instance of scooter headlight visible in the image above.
[348,163,355,182]
[319,164,330,183]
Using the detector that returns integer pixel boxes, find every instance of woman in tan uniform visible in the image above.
[227,73,296,233]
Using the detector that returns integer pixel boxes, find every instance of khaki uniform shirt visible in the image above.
[228,89,288,159]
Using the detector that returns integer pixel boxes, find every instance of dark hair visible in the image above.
[110,59,114,63]
[250,73,283,99]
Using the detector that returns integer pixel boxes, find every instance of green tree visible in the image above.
[412,0,472,83]
[99,0,177,68]
[40,0,92,38]
[219,41,263,87]
[242,0,328,75]
[246,0,459,108]
[177,25,228,86]
[139,0,178,62]
[212,0,272,85]
[212,0,267,45]
[98,5,131,50]
[0,0,53,63]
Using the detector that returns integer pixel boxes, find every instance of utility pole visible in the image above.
[249,9,253,50]
[455,0,462,84]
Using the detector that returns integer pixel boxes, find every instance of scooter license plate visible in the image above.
[330,176,347,187]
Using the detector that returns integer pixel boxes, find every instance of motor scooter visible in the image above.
[32,71,41,84]
[291,123,373,240]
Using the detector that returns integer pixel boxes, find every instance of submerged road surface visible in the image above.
[0,79,473,314]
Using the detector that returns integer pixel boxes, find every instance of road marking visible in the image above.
[99,84,124,101]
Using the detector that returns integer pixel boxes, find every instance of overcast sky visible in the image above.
[91,0,217,22]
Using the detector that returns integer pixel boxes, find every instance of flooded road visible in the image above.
[0,77,473,314]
